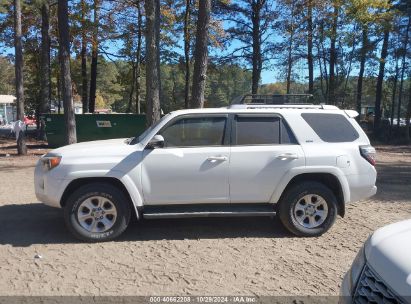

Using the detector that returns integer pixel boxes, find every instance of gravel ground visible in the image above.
[0,142,410,296]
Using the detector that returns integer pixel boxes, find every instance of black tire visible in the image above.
[64,182,131,242]
[277,181,337,237]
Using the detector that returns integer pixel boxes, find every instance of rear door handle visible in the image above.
[277,153,299,160]
[207,156,228,162]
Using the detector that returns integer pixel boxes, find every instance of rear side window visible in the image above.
[234,116,297,145]
[301,113,359,142]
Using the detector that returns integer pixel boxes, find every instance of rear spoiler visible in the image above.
[344,110,359,118]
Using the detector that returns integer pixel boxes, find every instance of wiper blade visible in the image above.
[124,137,134,144]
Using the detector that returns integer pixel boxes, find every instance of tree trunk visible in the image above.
[328,2,338,104]
[373,28,389,137]
[397,67,405,130]
[251,0,263,94]
[285,0,295,95]
[88,0,99,114]
[389,58,399,140]
[356,27,368,121]
[126,63,136,113]
[396,15,410,131]
[318,21,328,100]
[191,0,211,108]
[183,0,191,108]
[172,67,177,106]
[405,83,411,143]
[135,0,142,114]
[317,50,325,98]
[81,0,88,113]
[13,0,27,155]
[145,0,161,125]
[286,36,293,94]
[57,71,61,114]
[341,32,357,107]
[58,0,77,145]
[39,1,51,140]
[306,0,314,94]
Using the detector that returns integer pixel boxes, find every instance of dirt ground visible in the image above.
[0,140,410,296]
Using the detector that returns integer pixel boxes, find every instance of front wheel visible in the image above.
[64,183,131,242]
[277,181,338,237]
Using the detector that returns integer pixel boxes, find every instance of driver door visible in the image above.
[141,114,230,205]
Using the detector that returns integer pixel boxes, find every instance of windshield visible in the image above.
[129,114,170,145]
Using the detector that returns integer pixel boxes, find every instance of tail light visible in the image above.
[360,145,376,166]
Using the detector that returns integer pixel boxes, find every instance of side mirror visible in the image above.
[147,134,165,149]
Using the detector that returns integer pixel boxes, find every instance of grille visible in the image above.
[353,264,404,304]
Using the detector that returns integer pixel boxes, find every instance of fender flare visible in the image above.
[269,166,350,205]
[61,170,143,219]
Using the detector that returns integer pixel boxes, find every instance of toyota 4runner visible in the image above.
[35,104,377,241]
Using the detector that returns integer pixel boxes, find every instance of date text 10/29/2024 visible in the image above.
[149,297,257,303]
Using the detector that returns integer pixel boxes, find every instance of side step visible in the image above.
[142,203,276,219]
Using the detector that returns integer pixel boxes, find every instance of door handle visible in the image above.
[277,153,299,160]
[207,156,228,162]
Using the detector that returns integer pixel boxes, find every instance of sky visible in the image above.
[0,2,286,86]
[0,0,400,90]
[0,41,279,85]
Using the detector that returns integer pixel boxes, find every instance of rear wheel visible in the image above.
[64,183,131,242]
[277,181,337,237]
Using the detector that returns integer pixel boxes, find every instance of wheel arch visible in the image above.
[60,177,140,220]
[275,172,346,217]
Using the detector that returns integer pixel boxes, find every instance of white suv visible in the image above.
[34,104,377,241]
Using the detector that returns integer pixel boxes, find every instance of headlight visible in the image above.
[347,236,370,294]
[42,155,62,171]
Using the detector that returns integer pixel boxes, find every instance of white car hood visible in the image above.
[50,138,142,157]
[365,219,411,297]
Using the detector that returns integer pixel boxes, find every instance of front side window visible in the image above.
[134,114,170,143]
[234,116,297,145]
[159,116,226,147]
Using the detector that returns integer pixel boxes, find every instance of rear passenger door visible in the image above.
[229,114,305,203]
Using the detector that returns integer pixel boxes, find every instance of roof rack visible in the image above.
[229,104,339,110]
[231,94,314,105]
[228,94,338,110]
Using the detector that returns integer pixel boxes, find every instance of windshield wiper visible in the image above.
[124,137,134,145]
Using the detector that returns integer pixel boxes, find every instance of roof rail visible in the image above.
[228,104,339,110]
[231,94,314,105]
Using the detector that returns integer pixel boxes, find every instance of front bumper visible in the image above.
[34,160,68,208]
[339,272,352,304]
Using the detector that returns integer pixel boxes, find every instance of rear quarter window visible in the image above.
[301,113,359,142]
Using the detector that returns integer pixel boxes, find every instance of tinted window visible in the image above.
[281,120,298,144]
[160,117,226,147]
[301,113,359,142]
[235,116,281,145]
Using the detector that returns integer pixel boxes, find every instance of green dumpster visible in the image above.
[45,114,147,148]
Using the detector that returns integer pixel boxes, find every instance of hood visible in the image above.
[51,138,141,157]
[365,219,411,297]
[53,138,127,153]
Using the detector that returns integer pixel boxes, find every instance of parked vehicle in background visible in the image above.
[34,99,377,242]
[340,219,411,304]
[391,118,410,127]
[24,115,36,126]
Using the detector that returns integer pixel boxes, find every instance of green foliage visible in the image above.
[0,56,14,94]
[345,0,393,25]
[205,64,252,107]
[69,55,252,112]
